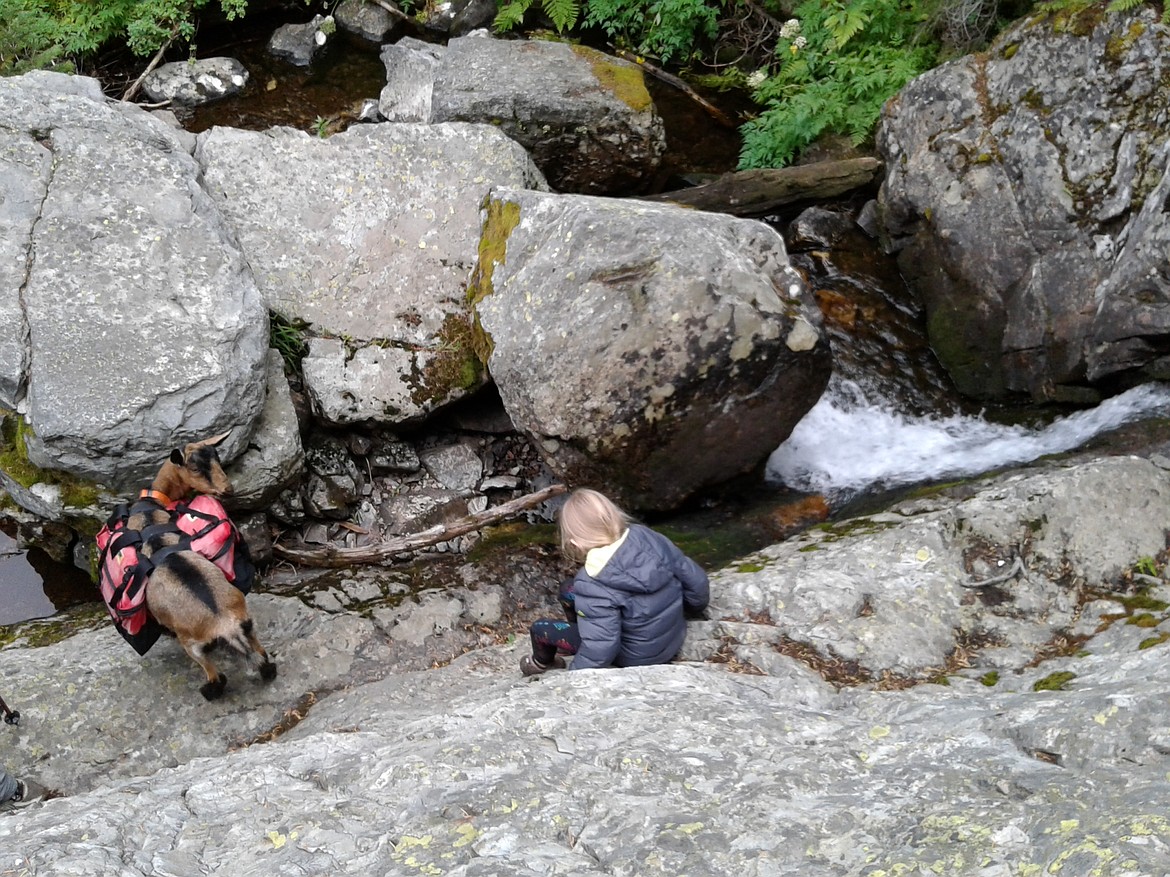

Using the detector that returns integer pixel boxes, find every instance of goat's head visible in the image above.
[167,430,234,498]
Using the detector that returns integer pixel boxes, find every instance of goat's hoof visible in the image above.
[260,661,277,682]
[200,674,227,700]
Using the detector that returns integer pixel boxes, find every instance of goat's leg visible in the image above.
[178,636,228,700]
[238,618,277,682]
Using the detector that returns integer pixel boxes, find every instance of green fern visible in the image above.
[740,0,937,169]
[495,0,581,33]
[1106,0,1145,10]
[544,0,581,31]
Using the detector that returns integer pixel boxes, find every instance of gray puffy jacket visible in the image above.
[570,524,710,670]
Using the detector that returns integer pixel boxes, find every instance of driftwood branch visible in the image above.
[122,29,180,103]
[370,0,410,21]
[641,157,884,217]
[273,483,567,568]
[614,49,738,130]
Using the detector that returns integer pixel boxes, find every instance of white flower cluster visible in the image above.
[747,69,768,88]
[792,35,808,50]
[780,18,802,40]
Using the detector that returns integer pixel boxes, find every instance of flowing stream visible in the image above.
[767,378,1170,505]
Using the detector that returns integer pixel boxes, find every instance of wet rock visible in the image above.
[335,0,403,43]
[140,57,249,106]
[267,14,335,67]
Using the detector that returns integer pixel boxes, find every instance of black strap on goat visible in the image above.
[101,529,154,620]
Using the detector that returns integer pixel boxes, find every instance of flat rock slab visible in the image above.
[0,595,390,795]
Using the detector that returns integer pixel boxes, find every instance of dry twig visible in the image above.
[273,483,567,568]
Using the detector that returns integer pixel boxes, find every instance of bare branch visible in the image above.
[273,483,568,568]
[614,49,739,130]
[121,28,180,103]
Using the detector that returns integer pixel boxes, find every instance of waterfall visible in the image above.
[766,379,1170,503]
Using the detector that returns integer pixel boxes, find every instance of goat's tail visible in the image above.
[146,552,277,699]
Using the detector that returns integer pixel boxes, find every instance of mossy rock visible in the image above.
[1032,670,1076,691]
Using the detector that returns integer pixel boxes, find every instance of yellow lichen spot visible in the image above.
[452,823,479,848]
[677,822,703,835]
[1059,819,1080,833]
[493,799,520,814]
[915,548,930,562]
[869,725,891,740]
[1093,705,1119,725]
[396,835,435,849]
[267,830,287,849]
[571,45,652,113]
[1018,865,1042,877]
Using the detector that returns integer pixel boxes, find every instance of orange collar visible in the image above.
[139,488,173,506]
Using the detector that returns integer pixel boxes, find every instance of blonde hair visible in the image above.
[558,488,630,562]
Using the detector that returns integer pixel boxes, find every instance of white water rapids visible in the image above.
[766,380,1170,503]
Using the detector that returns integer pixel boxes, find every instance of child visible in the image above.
[521,488,710,676]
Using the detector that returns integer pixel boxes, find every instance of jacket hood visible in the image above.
[586,525,678,595]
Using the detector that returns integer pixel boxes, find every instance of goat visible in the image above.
[138,431,277,700]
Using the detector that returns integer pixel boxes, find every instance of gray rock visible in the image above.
[0,132,47,409]
[195,122,546,428]
[432,35,666,194]
[711,455,1170,677]
[0,72,267,489]
[378,37,444,122]
[471,187,832,511]
[876,7,1170,401]
[5,459,1170,873]
[335,0,403,43]
[268,14,335,67]
[225,350,305,509]
[140,57,249,106]
[419,440,483,491]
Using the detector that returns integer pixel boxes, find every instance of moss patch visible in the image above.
[980,670,1000,686]
[412,312,485,407]
[572,45,653,113]
[467,196,522,364]
[466,521,559,563]
[0,604,106,649]
[1032,670,1076,691]
[0,411,100,510]
[1139,631,1170,650]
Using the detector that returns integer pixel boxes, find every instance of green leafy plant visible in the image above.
[495,0,582,33]
[269,311,310,372]
[311,115,330,138]
[739,0,938,169]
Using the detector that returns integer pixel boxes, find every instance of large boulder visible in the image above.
[195,122,547,426]
[384,34,667,194]
[876,6,1170,401]
[0,72,268,489]
[470,187,832,511]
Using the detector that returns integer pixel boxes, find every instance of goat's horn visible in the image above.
[206,430,232,447]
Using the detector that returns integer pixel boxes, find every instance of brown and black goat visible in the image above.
[138,431,277,700]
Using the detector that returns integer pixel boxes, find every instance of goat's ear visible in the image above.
[207,430,232,448]
[170,449,185,465]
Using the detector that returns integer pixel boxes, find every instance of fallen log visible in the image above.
[642,157,884,217]
[272,483,567,568]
